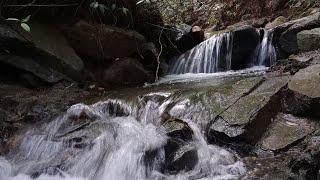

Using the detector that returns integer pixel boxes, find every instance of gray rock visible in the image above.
[210,75,290,141]
[288,64,320,98]
[259,113,318,151]
[265,16,288,29]
[297,28,320,52]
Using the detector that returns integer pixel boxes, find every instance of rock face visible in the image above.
[0,22,84,82]
[102,58,150,86]
[259,113,318,151]
[297,28,320,52]
[275,12,320,55]
[63,21,145,60]
[288,64,320,99]
[231,25,260,70]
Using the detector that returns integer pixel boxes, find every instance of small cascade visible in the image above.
[168,32,233,74]
[0,93,246,180]
[251,29,277,67]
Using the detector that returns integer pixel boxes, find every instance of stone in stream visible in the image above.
[259,113,318,151]
[297,28,320,52]
[209,75,291,142]
[0,22,84,82]
[162,118,198,174]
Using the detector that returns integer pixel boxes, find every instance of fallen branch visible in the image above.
[155,27,164,82]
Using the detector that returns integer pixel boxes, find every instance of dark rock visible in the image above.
[63,21,145,60]
[275,12,320,55]
[102,58,150,86]
[0,22,84,82]
[162,118,198,174]
[231,25,260,70]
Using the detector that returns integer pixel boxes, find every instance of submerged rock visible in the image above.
[297,28,320,52]
[259,113,318,151]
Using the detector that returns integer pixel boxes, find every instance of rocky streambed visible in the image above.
[0,64,319,179]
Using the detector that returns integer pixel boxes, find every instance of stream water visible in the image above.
[0,28,276,180]
[0,67,268,180]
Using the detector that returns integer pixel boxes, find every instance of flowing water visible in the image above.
[169,29,276,74]
[0,67,268,180]
[169,33,234,74]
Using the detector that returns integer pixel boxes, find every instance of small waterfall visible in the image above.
[251,29,277,67]
[169,32,233,74]
[0,93,246,180]
[168,28,277,75]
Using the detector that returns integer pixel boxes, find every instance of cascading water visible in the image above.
[0,90,247,180]
[169,33,233,74]
[251,29,277,66]
[168,28,277,75]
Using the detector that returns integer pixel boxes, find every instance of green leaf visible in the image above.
[6,18,19,21]
[122,8,129,16]
[21,23,30,32]
[21,15,31,23]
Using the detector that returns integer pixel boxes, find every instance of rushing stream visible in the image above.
[0,67,270,180]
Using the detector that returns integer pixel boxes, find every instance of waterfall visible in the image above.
[0,94,246,180]
[168,28,277,75]
[169,32,233,74]
[251,29,277,66]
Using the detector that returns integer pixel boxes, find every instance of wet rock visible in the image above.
[265,16,288,29]
[162,118,198,174]
[63,21,145,60]
[163,118,193,141]
[209,75,290,142]
[259,113,318,151]
[297,28,320,52]
[231,25,260,70]
[102,58,150,86]
[288,64,320,99]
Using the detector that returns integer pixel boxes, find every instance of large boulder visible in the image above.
[102,58,150,86]
[63,21,145,60]
[276,12,320,55]
[297,28,320,52]
[0,22,84,82]
[231,25,260,70]
[288,64,320,99]
[265,16,288,29]
[208,75,290,142]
